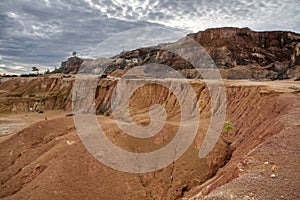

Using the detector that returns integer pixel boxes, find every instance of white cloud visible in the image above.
[1,0,300,74]
[7,12,19,18]
[0,62,55,75]
[10,65,25,70]
[88,27,187,58]
[6,11,63,38]
[85,0,300,32]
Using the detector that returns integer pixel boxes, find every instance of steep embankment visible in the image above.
[0,77,299,199]
[0,76,73,113]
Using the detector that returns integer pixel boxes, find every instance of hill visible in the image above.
[58,27,300,80]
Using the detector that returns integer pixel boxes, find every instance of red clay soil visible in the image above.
[188,127,300,200]
[0,80,300,199]
[0,76,73,113]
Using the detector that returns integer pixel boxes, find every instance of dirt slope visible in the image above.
[0,76,73,113]
[0,79,299,199]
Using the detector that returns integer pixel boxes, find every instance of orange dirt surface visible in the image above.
[0,111,68,142]
[0,79,299,200]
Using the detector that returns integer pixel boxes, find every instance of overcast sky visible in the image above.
[0,0,299,74]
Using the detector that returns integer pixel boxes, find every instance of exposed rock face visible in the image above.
[58,27,300,80]
[59,56,83,74]
[291,43,300,66]
[188,27,300,67]
[0,76,73,112]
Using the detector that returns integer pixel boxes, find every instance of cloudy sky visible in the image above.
[0,0,299,74]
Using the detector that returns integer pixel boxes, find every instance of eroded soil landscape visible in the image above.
[0,28,300,199]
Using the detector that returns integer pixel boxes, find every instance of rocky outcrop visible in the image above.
[57,27,300,80]
[114,28,300,79]
[188,27,300,67]
[59,56,84,74]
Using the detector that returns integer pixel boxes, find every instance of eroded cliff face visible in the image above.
[58,27,300,80]
[0,76,73,112]
[188,27,300,66]
[0,77,299,199]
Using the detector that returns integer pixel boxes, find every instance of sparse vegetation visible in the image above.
[53,67,63,73]
[15,93,23,98]
[32,67,39,72]
[31,67,41,76]
[28,93,35,97]
[224,121,233,132]
[20,73,38,77]
[44,69,50,74]
[38,100,45,106]
[0,74,18,77]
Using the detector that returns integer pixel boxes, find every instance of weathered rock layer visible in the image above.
[58,27,300,80]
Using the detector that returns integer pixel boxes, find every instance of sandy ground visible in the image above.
[224,79,300,92]
[0,110,69,142]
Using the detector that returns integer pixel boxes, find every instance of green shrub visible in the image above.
[224,121,233,132]
[20,73,38,77]
[0,74,18,77]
